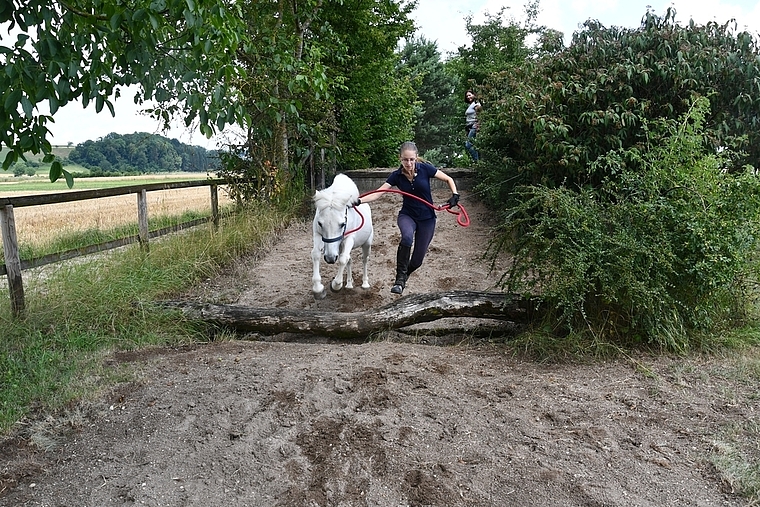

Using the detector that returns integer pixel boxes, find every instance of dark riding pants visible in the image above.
[397,214,436,273]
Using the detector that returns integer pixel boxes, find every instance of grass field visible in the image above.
[0,196,300,434]
[0,173,231,256]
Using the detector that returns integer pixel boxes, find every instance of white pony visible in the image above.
[311,173,374,299]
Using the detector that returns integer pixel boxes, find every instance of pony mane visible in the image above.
[313,173,359,210]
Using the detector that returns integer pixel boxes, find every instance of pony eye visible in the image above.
[317,222,323,229]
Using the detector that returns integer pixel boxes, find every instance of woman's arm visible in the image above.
[434,170,458,195]
[356,182,392,204]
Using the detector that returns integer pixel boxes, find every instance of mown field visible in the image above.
[0,145,86,178]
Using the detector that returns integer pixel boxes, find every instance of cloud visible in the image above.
[45,86,219,149]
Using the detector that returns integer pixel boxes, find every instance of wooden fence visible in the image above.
[0,179,224,317]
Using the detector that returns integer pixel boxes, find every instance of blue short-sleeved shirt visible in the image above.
[386,161,438,221]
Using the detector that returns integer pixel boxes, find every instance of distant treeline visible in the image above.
[68,132,219,174]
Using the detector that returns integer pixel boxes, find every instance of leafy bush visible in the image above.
[477,9,760,205]
[491,98,760,350]
[11,162,38,177]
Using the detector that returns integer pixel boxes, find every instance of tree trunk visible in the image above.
[161,291,534,339]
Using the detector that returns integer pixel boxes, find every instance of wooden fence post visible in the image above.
[210,184,219,229]
[0,204,25,317]
[0,179,223,315]
[137,189,149,252]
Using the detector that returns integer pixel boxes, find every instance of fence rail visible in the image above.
[1,178,225,317]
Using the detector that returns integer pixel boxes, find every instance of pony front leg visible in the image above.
[311,241,326,299]
[330,237,354,292]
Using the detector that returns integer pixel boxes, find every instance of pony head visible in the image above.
[313,174,360,263]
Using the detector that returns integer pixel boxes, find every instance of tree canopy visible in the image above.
[68,132,218,174]
[478,7,760,198]
[397,36,459,163]
[217,0,418,200]
[0,0,247,185]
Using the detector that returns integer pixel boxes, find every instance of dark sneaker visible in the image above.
[391,284,404,294]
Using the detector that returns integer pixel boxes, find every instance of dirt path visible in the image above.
[0,185,754,506]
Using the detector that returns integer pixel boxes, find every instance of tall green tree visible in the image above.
[220,0,417,195]
[397,36,459,163]
[448,2,539,88]
[229,0,333,178]
[322,0,417,169]
[0,0,247,185]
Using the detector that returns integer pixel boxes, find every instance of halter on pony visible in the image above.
[321,207,349,244]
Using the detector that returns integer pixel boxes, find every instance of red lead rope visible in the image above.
[345,188,471,236]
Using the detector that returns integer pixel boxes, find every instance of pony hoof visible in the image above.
[330,282,343,292]
[313,290,327,300]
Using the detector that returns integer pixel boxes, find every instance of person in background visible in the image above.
[355,141,459,295]
[464,89,481,162]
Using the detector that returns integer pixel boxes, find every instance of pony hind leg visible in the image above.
[344,256,354,289]
[360,242,371,289]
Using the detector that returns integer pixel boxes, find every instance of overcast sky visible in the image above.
[45,0,760,149]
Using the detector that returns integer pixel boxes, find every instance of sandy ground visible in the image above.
[0,183,756,506]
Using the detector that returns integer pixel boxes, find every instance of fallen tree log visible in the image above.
[160,290,535,339]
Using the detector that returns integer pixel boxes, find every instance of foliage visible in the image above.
[215,0,334,202]
[320,0,417,170]
[168,138,220,173]
[491,98,760,350]
[448,3,540,87]
[11,160,38,176]
[217,150,294,206]
[68,133,218,174]
[397,36,460,165]
[0,0,248,185]
[477,8,760,202]
[228,0,333,173]
[219,0,416,202]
